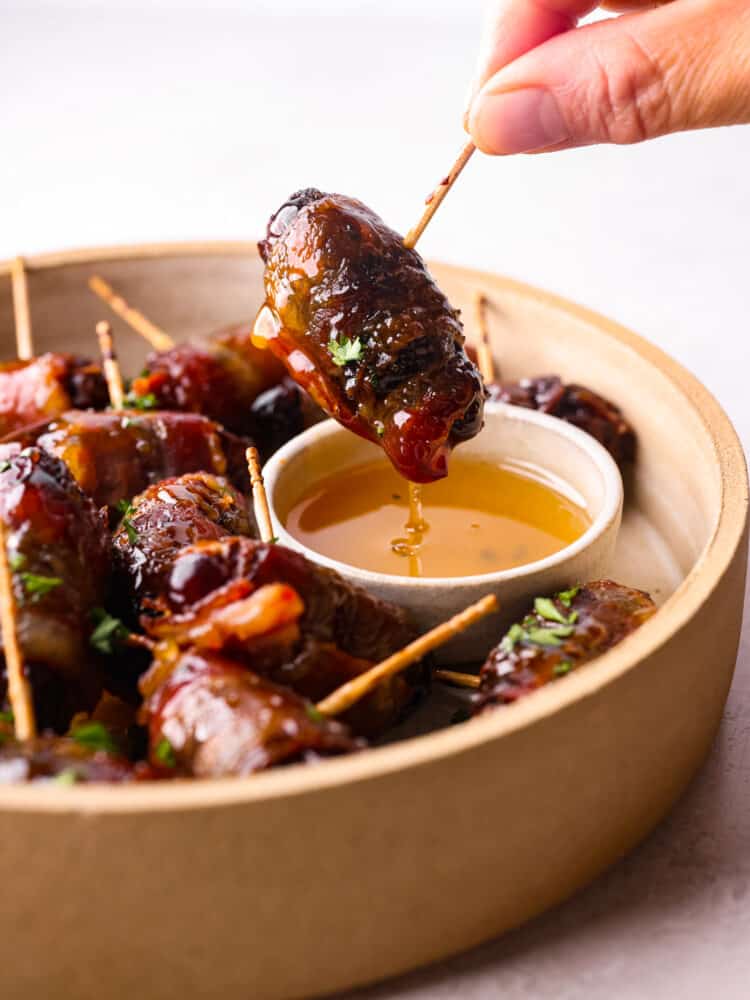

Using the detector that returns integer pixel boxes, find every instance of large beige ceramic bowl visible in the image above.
[0,243,747,1000]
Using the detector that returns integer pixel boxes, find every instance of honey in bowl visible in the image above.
[282,458,591,578]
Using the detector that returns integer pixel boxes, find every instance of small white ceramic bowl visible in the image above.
[264,402,623,663]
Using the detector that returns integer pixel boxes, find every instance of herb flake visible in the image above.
[20,572,62,602]
[534,597,570,625]
[557,586,580,608]
[155,737,177,768]
[553,660,573,676]
[90,608,130,655]
[53,768,79,786]
[328,336,363,367]
[70,721,117,755]
[123,391,158,411]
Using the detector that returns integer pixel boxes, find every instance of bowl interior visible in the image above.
[0,242,742,803]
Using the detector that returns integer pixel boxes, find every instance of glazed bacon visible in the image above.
[112,472,255,611]
[1,410,251,510]
[0,353,107,438]
[489,376,636,466]
[473,580,656,713]
[0,447,110,730]
[255,189,485,482]
[127,323,285,438]
[142,649,360,778]
[149,537,424,737]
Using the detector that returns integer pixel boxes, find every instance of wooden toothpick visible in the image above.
[96,321,125,410]
[10,256,33,361]
[0,520,37,739]
[88,275,175,352]
[434,668,481,689]
[473,292,496,385]
[245,446,274,544]
[316,593,498,717]
[403,140,475,250]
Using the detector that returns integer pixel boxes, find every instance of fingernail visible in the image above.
[470,87,569,155]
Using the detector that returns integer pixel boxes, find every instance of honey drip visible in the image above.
[390,483,427,576]
[283,458,591,579]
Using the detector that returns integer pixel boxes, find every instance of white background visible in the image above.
[2,3,749,997]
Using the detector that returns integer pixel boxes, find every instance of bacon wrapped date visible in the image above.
[149,537,424,737]
[488,376,636,466]
[0,353,107,438]
[139,585,360,777]
[112,472,255,612]
[0,447,110,729]
[255,189,484,482]
[473,580,656,713]
[126,323,284,437]
[1,410,251,510]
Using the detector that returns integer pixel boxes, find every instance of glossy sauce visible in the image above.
[283,459,591,578]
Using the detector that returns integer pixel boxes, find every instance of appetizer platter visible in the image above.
[0,164,746,997]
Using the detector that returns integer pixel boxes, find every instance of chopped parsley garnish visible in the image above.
[20,572,62,602]
[154,737,177,768]
[53,768,79,786]
[123,391,158,410]
[269,536,279,544]
[557,586,580,608]
[524,625,574,646]
[89,608,130,655]
[553,660,573,676]
[0,709,13,724]
[534,597,570,625]
[116,500,138,544]
[305,704,325,724]
[328,336,363,367]
[535,596,578,627]
[501,622,525,652]
[70,721,117,755]
[9,552,26,571]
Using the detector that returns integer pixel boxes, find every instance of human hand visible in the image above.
[465,0,750,154]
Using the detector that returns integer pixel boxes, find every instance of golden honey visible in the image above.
[283,458,590,578]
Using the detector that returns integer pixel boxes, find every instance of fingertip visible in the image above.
[469,86,570,155]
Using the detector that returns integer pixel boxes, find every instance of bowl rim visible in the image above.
[264,401,623,588]
[0,240,747,814]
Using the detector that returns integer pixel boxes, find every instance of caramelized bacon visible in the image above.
[474,580,656,712]
[255,189,484,482]
[1,410,251,509]
[142,648,360,778]
[0,447,110,729]
[112,472,255,610]
[127,323,284,437]
[0,353,107,437]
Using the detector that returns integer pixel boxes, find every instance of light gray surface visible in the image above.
[2,5,749,997]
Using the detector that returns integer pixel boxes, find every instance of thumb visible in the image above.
[468,0,750,154]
